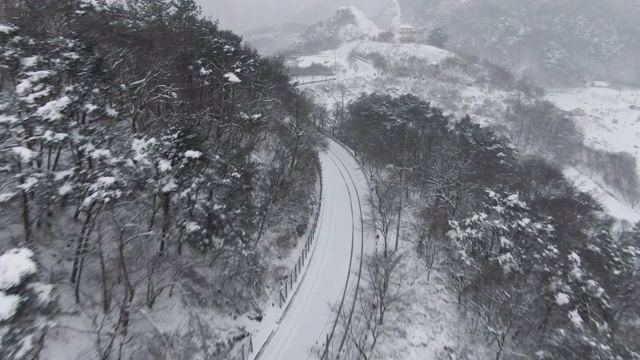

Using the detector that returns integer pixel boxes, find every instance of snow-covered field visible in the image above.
[546,86,640,162]
[547,86,640,222]
[291,33,510,125]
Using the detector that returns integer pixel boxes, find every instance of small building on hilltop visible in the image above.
[399,24,416,43]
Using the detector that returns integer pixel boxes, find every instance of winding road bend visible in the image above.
[258,139,371,360]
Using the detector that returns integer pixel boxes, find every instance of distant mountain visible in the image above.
[244,23,309,56]
[396,0,640,86]
[288,0,387,26]
[197,0,307,33]
[197,0,387,34]
[198,0,388,55]
[288,6,381,55]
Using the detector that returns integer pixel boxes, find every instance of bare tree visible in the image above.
[411,213,440,281]
[330,252,405,360]
[367,175,400,258]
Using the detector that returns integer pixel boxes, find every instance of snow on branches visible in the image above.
[448,189,555,274]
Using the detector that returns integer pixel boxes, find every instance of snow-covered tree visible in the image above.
[0,248,54,359]
[0,1,325,357]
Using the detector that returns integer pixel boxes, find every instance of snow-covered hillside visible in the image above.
[564,167,640,223]
[291,6,640,224]
[547,87,640,222]
[289,6,382,55]
[293,39,510,125]
[356,41,452,66]
[374,0,402,30]
[338,5,380,39]
[547,87,640,163]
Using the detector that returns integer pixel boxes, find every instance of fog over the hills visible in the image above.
[196,0,388,33]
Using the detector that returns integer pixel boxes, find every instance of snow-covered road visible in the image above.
[257,139,371,360]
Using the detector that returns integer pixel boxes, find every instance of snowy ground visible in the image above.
[547,86,640,222]
[291,40,456,89]
[291,41,378,82]
[354,41,453,66]
[375,248,492,360]
[564,167,640,223]
[547,86,640,168]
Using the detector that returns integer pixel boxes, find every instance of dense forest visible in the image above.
[340,39,640,208]
[333,93,640,359]
[0,0,325,358]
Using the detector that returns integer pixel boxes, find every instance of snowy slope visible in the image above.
[294,41,452,78]
[292,40,378,80]
[547,87,640,221]
[546,87,640,164]
[256,139,371,360]
[563,167,640,223]
[356,41,452,65]
[289,5,382,55]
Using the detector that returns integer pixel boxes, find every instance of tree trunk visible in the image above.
[159,192,171,256]
[255,201,271,245]
[117,222,136,337]
[148,193,157,231]
[21,189,31,243]
[51,146,62,172]
[71,205,99,304]
[97,231,111,313]
[394,167,405,252]
[177,226,184,255]
[74,250,86,304]
[70,205,93,284]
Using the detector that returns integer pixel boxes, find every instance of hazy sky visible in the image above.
[196,0,389,34]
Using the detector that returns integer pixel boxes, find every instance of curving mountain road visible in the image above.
[257,139,371,360]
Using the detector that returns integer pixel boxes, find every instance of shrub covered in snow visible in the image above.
[0,248,54,359]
